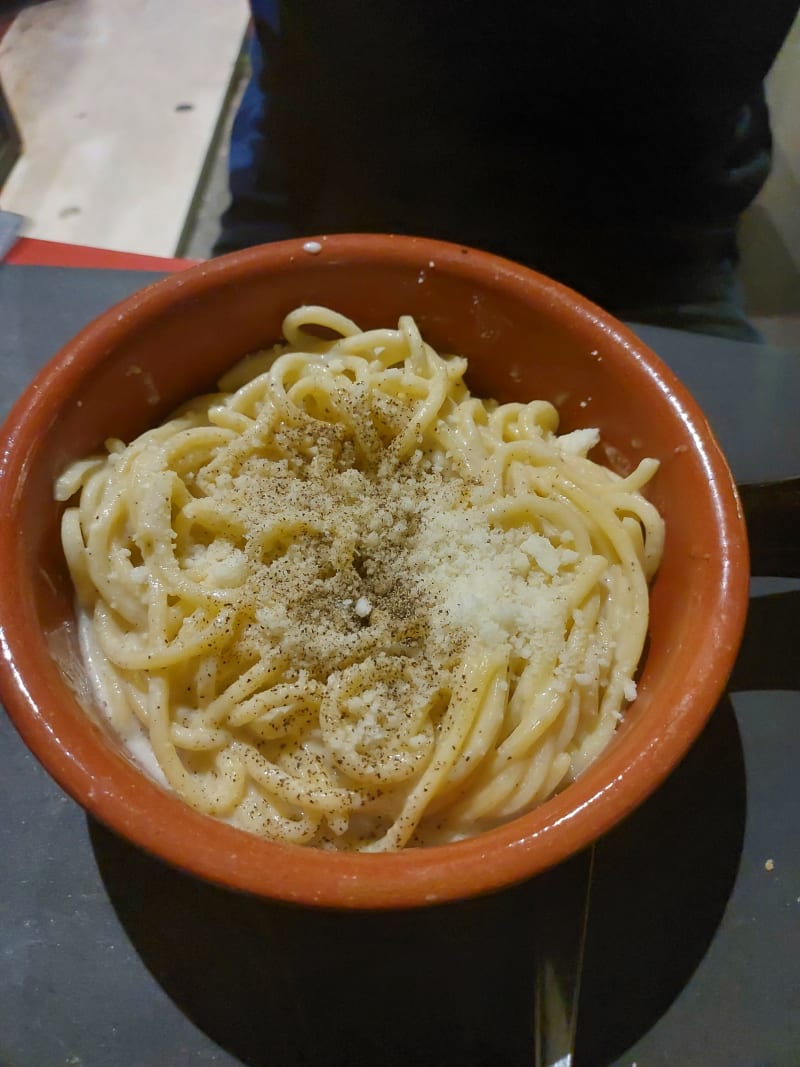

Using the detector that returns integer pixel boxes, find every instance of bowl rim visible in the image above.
[0,233,750,908]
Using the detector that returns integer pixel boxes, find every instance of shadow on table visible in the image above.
[89,589,800,1067]
[89,817,546,1067]
[575,586,800,1067]
[89,687,746,1067]
[574,695,745,1066]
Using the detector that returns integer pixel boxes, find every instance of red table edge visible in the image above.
[5,237,196,273]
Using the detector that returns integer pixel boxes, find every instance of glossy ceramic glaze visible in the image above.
[0,235,749,908]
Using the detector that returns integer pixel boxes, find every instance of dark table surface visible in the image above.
[1,264,799,1067]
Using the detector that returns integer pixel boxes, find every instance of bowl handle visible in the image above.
[739,477,800,578]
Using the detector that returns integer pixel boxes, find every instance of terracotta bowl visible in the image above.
[0,234,749,908]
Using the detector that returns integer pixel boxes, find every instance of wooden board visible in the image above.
[0,0,249,256]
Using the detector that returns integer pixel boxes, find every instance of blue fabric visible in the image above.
[218,0,293,247]
[227,0,276,200]
[226,33,268,203]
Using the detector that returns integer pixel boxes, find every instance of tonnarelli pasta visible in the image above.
[56,306,665,850]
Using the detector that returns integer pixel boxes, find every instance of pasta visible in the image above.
[56,306,665,851]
